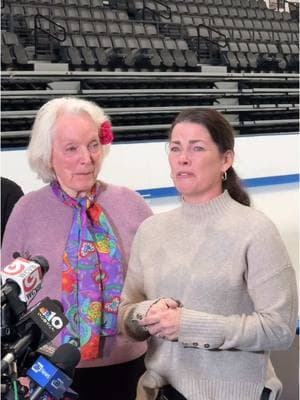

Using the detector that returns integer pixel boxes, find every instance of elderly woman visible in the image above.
[119,108,298,400]
[1,97,153,400]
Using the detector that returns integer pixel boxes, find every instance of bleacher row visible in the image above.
[1,0,299,72]
[1,0,299,148]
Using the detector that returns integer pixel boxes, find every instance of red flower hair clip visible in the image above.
[99,120,114,145]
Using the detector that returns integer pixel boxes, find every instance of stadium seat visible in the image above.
[81,20,94,34]
[165,37,186,68]
[85,35,109,68]
[256,43,278,71]
[228,8,238,18]
[72,34,96,68]
[67,19,81,34]
[1,31,30,68]
[176,38,198,69]
[1,44,14,69]
[254,7,265,19]
[107,22,121,35]
[186,4,198,14]
[78,7,93,19]
[279,44,298,72]
[119,21,134,36]
[110,35,132,68]
[218,6,229,17]
[246,43,259,71]
[266,43,287,72]
[220,44,239,71]
[94,21,107,35]
[236,7,247,19]
[65,6,79,18]
[126,37,161,69]
[51,6,66,18]
[59,35,82,68]
[92,9,105,20]
[151,37,175,68]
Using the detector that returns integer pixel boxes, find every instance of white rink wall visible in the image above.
[1,134,299,278]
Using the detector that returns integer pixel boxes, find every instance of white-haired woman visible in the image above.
[1,97,153,400]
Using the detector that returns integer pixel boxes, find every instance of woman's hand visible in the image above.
[139,298,182,341]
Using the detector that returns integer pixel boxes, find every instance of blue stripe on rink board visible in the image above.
[137,174,299,199]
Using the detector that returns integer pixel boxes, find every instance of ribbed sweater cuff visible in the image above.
[179,308,226,349]
[124,300,155,341]
[176,378,263,400]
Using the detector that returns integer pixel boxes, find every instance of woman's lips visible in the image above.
[176,171,195,177]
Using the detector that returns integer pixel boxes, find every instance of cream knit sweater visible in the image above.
[120,191,298,400]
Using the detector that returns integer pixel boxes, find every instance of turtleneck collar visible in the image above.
[181,190,236,221]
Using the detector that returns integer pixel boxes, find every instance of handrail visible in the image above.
[142,0,171,21]
[34,14,66,60]
[196,23,227,63]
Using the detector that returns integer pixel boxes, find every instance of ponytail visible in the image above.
[224,167,250,206]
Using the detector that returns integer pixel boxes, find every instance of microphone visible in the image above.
[1,255,49,304]
[28,343,81,400]
[1,298,68,374]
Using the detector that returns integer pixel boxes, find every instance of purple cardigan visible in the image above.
[1,182,153,368]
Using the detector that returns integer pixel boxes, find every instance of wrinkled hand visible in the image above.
[139,298,182,341]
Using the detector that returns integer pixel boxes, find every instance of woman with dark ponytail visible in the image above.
[169,108,250,207]
[119,108,297,400]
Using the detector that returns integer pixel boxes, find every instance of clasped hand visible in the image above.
[138,298,182,341]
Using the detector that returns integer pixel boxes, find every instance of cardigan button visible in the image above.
[204,343,210,348]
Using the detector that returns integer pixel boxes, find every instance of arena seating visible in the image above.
[1,0,299,147]
[1,0,299,73]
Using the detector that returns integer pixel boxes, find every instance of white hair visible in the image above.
[28,97,111,183]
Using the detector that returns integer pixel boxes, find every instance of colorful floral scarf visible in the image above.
[51,181,124,360]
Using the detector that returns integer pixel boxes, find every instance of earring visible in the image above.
[222,171,227,181]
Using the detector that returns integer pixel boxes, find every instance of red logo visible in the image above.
[23,268,42,293]
[3,259,26,275]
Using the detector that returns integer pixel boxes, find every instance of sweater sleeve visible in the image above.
[119,226,154,341]
[179,218,298,352]
[1,196,29,266]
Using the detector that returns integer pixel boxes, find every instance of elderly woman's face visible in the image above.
[51,112,103,197]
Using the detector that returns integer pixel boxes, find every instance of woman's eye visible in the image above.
[65,146,78,153]
[192,145,204,152]
[89,142,101,152]
[169,146,181,152]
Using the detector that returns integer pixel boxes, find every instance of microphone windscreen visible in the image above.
[51,343,81,376]
[30,256,50,274]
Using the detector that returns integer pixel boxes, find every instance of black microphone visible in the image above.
[28,343,81,400]
[1,298,68,374]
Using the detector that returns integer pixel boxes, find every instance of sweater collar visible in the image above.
[181,190,235,221]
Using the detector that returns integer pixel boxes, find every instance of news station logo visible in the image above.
[30,297,68,340]
[38,306,64,331]
[2,258,42,302]
[31,361,51,380]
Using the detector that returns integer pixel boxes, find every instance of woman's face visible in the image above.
[168,121,233,203]
[51,112,103,197]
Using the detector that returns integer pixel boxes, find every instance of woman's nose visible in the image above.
[178,150,190,165]
[79,147,92,163]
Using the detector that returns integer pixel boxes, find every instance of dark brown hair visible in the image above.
[169,108,250,206]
